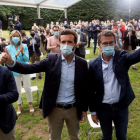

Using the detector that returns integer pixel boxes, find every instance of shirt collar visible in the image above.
[101,51,115,63]
[61,53,75,62]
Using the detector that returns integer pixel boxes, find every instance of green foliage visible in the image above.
[0,0,140,28]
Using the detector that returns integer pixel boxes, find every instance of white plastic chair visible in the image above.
[87,114,116,140]
[41,52,43,58]
[86,50,90,63]
[135,46,140,50]
[21,73,39,102]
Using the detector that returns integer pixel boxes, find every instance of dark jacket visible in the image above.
[0,44,7,53]
[27,37,41,57]
[123,30,136,50]
[87,26,93,38]
[14,21,22,32]
[92,25,102,38]
[8,53,89,119]
[89,49,140,113]
[0,66,18,134]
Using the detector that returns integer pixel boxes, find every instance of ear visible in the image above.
[98,42,101,49]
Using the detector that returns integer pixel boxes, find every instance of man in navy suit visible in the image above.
[92,20,102,55]
[0,29,88,140]
[0,65,18,140]
[89,30,140,140]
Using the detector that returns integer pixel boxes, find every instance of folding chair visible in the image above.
[86,50,90,63]
[87,114,116,140]
[21,73,39,103]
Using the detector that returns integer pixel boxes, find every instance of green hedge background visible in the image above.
[0,0,140,30]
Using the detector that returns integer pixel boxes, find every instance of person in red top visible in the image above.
[120,22,126,41]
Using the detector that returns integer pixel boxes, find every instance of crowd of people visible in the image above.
[0,17,140,140]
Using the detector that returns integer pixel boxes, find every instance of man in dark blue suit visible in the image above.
[0,65,18,139]
[89,30,140,140]
[92,20,102,55]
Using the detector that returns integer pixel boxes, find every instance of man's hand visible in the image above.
[0,48,14,65]
[77,42,81,45]
[30,40,32,45]
[80,112,87,123]
[56,43,60,48]
[91,115,99,125]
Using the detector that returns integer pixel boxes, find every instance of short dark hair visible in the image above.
[30,29,35,33]
[53,25,59,30]
[1,38,6,42]
[59,29,77,44]
[98,30,115,43]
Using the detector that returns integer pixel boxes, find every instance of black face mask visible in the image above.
[30,34,35,37]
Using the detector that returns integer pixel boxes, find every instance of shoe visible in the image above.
[29,105,34,113]
[17,106,23,115]
[38,76,42,79]
[31,77,35,80]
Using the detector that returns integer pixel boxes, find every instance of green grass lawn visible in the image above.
[2,30,140,140]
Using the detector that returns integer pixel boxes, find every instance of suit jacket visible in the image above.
[0,66,18,134]
[92,25,102,38]
[77,32,87,55]
[89,49,140,113]
[123,30,136,50]
[8,53,89,119]
[14,21,22,32]
[27,37,41,57]
[87,26,93,38]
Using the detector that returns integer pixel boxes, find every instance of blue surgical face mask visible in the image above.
[102,45,115,56]
[128,27,132,31]
[96,23,99,25]
[72,28,76,31]
[60,45,74,56]
[12,37,20,44]
[54,31,60,36]
[76,29,81,33]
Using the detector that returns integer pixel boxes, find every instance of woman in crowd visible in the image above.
[123,24,137,69]
[6,30,34,115]
[44,28,51,54]
[20,30,28,44]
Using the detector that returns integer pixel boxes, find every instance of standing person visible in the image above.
[6,30,34,115]
[0,38,7,53]
[136,26,140,46]
[89,30,140,140]
[14,17,22,32]
[0,64,18,140]
[44,28,51,54]
[47,25,61,53]
[123,24,137,70]
[20,30,28,44]
[87,22,93,48]
[32,23,39,37]
[0,19,3,39]
[75,25,87,59]
[39,29,46,54]
[92,21,102,55]
[27,29,42,79]
[0,29,88,140]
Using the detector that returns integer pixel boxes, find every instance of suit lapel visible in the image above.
[113,50,119,74]
[97,55,104,93]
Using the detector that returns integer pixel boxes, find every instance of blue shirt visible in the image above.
[91,52,121,115]
[56,54,76,104]
[32,38,35,51]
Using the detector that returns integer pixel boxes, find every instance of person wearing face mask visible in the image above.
[75,25,87,58]
[39,29,46,54]
[87,22,93,48]
[89,30,140,140]
[71,25,76,32]
[5,30,34,115]
[92,21,102,55]
[0,29,88,140]
[14,17,22,32]
[47,25,61,53]
[27,29,42,79]
[123,24,137,70]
